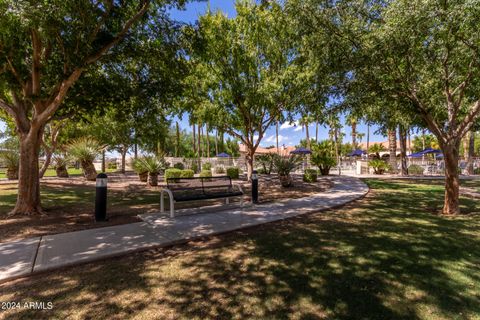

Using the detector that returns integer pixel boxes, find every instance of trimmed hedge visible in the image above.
[408,164,424,175]
[202,162,212,171]
[180,169,195,178]
[164,168,195,180]
[199,170,212,178]
[226,167,240,179]
[165,168,182,180]
[303,168,318,182]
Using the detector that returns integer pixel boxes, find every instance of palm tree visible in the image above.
[388,128,397,173]
[67,137,103,181]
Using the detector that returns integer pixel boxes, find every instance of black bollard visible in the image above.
[251,170,259,204]
[95,173,108,222]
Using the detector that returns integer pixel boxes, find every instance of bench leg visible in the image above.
[170,201,174,218]
[160,193,164,213]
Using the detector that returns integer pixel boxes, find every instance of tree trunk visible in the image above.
[246,148,255,181]
[197,124,202,158]
[120,149,127,174]
[101,150,106,173]
[366,125,370,156]
[134,143,138,160]
[408,128,412,154]
[206,125,210,158]
[175,121,180,157]
[276,122,279,151]
[467,129,475,175]
[305,121,311,149]
[10,131,43,215]
[351,120,357,148]
[215,129,219,156]
[388,128,397,173]
[81,160,97,181]
[192,124,196,155]
[442,142,460,215]
[398,125,408,176]
[39,149,53,179]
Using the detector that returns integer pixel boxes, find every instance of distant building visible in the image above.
[239,144,296,157]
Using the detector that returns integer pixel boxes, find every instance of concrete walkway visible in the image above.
[0,176,368,283]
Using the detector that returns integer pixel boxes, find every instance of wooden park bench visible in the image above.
[160,176,244,217]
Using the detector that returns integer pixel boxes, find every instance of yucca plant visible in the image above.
[137,156,167,186]
[0,151,19,180]
[52,155,69,178]
[273,155,301,187]
[131,158,149,182]
[67,137,103,181]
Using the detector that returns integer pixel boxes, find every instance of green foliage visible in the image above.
[199,170,212,178]
[131,158,148,174]
[107,162,117,170]
[273,155,301,176]
[0,150,19,170]
[202,162,212,171]
[226,167,240,179]
[368,144,386,157]
[369,159,389,175]
[173,162,185,170]
[67,137,103,163]
[256,154,278,175]
[52,155,69,169]
[140,156,167,175]
[311,140,337,175]
[214,166,225,174]
[412,134,439,153]
[180,169,194,178]
[303,169,318,182]
[408,164,425,176]
[164,168,182,180]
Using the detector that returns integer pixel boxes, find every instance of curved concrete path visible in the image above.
[0,176,368,283]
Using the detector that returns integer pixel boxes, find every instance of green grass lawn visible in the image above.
[1,179,479,319]
[0,167,116,179]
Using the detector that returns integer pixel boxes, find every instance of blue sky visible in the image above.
[0,0,386,146]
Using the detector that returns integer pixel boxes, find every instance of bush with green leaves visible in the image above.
[173,162,185,170]
[141,156,166,175]
[273,155,302,176]
[199,170,213,178]
[215,166,225,174]
[180,169,195,178]
[0,150,19,180]
[66,137,103,181]
[303,168,318,182]
[408,164,425,175]
[131,158,148,174]
[311,140,337,175]
[53,155,69,178]
[107,162,117,170]
[369,159,389,174]
[256,153,277,174]
[226,167,240,179]
[202,162,212,171]
[165,168,182,180]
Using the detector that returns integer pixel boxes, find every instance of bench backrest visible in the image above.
[167,176,233,194]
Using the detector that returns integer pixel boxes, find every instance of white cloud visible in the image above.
[265,134,289,143]
[293,125,303,132]
[280,120,299,130]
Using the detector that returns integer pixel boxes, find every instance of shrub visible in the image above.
[199,170,212,178]
[257,168,267,175]
[202,162,212,171]
[107,162,117,170]
[141,156,166,174]
[0,150,19,180]
[273,155,302,176]
[311,140,337,175]
[131,158,148,174]
[180,169,195,178]
[408,164,424,175]
[226,167,240,179]
[66,137,103,181]
[173,162,185,170]
[303,168,318,182]
[369,159,389,174]
[191,162,199,173]
[256,154,277,174]
[215,166,225,174]
[165,168,182,180]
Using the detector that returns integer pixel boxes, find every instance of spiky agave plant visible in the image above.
[0,150,19,180]
[52,155,70,178]
[273,155,301,187]
[141,155,167,186]
[67,137,103,181]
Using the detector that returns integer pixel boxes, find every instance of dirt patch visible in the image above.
[0,173,332,242]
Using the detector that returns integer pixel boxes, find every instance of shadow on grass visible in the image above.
[1,179,480,319]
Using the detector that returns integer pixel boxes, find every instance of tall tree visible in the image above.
[0,0,185,215]
[186,1,302,180]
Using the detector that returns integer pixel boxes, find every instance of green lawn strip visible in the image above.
[1,179,479,319]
